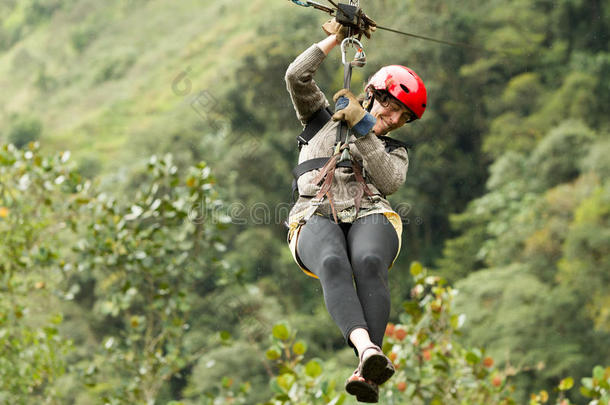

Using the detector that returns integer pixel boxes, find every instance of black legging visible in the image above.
[297,214,399,350]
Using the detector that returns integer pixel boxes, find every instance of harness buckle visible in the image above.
[310,197,325,206]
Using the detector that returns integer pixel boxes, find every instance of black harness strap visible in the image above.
[377,135,412,153]
[297,107,333,149]
[291,159,352,201]
[292,158,353,180]
[291,113,412,202]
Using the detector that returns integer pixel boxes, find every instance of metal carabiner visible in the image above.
[340,37,366,68]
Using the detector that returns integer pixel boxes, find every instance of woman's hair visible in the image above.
[357,89,393,112]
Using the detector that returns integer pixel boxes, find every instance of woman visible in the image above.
[285,19,427,403]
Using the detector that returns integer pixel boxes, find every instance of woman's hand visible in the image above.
[322,18,349,43]
[323,17,376,41]
[332,89,376,137]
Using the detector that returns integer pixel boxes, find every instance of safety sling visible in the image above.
[291,107,410,223]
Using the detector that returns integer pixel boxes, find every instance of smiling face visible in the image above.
[368,91,416,135]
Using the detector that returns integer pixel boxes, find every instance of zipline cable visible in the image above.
[289,0,516,55]
[374,24,482,52]
[325,0,341,9]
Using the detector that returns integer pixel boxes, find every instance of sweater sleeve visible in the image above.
[353,133,409,196]
[284,44,331,127]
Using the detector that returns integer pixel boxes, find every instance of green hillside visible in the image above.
[2,0,280,168]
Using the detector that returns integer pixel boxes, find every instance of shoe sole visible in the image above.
[345,379,379,403]
[361,353,395,386]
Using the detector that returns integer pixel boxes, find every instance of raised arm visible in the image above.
[284,35,340,126]
[317,34,340,55]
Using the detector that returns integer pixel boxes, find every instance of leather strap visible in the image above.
[302,154,340,223]
[351,158,374,215]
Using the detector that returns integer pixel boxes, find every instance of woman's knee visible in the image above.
[317,254,351,285]
[351,252,388,280]
[320,253,344,269]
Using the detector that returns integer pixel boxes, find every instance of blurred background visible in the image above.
[0,0,608,403]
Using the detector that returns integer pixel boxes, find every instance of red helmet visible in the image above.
[366,65,427,120]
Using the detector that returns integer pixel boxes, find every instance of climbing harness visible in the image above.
[289,0,417,224]
[297,0,375,224]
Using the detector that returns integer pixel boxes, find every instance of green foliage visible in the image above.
[382,263,517,404]
[67,154,228,403]
[7,114,43,149]
[453,265,594,387]
[435,209,488,282]
[93,50,137,83]
[70,19,101,53]
[0,143,78,403]
[530,366,610,405]
[580,137,610,180]
[579,366,610,403]
[0,0,66,50]
[1,140,609,403]
[187,342,256,405]
[202,263,609,404]
[438,123,608,401]
[483,111,543,158]
[501,73,544,116]
[34,64,57,92]
[262,321,346,405]
[537,72,599,129]
[528,120,596,190]
[558,184,610,332]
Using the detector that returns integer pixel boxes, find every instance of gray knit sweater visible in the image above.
[286,44,409,224]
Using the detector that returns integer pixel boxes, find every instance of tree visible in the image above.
[201,262,610,404]
[67,154,230,403]
[559,184,610,332]
[7,115,43,149]
[0,143,78,403]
